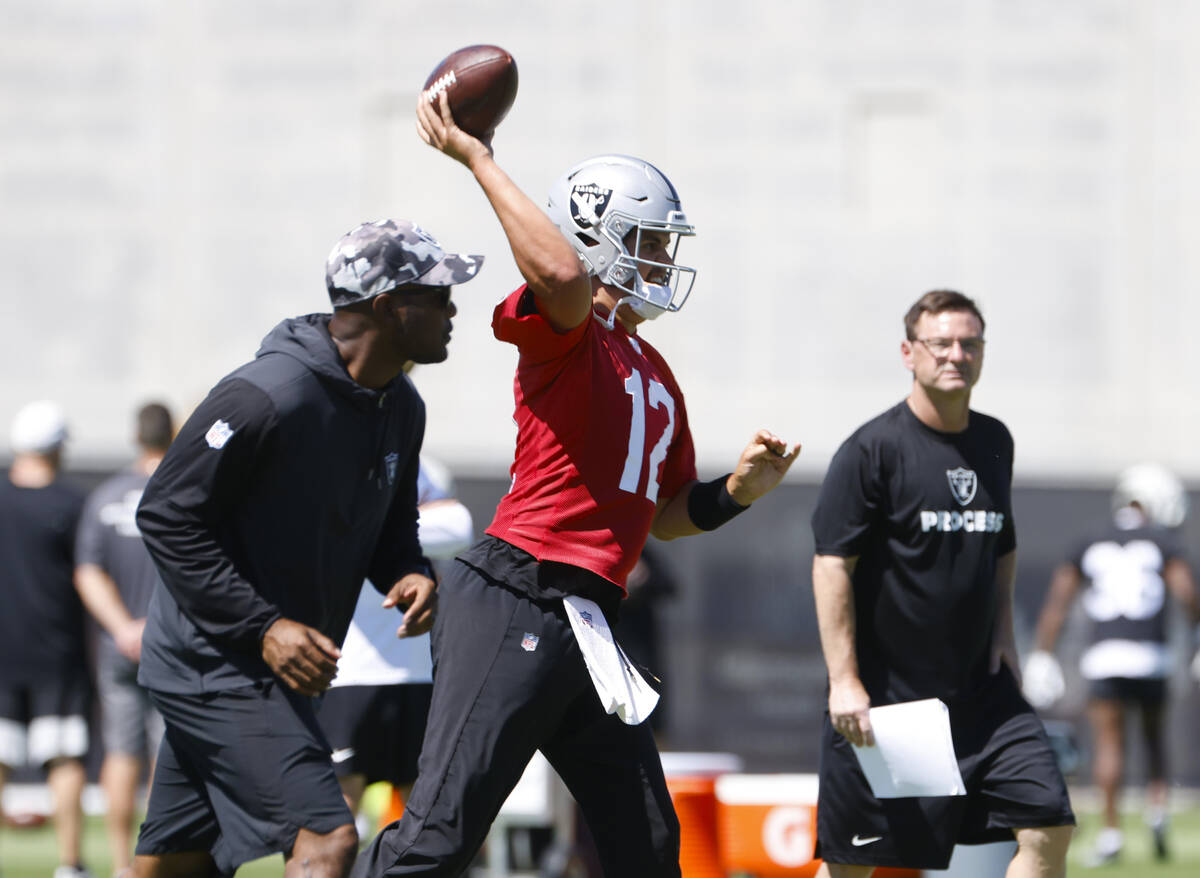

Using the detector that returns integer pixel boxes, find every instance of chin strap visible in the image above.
[596,283,672,331]
[594,304,621,331]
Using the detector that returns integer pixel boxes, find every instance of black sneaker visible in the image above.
[1152,820,1169,861]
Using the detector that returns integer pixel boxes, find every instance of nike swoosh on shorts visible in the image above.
[851,834,883,846]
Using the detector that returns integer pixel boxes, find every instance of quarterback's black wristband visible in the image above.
[687,474,749,531]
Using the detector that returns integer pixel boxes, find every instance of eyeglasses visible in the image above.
[914,336,985,356]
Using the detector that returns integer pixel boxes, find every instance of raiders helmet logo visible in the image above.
[946,467,978,506]
[570,183,612,229]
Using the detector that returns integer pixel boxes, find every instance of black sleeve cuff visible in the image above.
[687,474,749,531]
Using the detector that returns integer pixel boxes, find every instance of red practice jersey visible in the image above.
[486,286,698,590]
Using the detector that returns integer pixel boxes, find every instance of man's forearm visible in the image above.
[137,508,281,650]
[812,554,861,683]
[74,564,135,637]
[1032,563,1079,651]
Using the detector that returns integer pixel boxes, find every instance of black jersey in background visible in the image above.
[1073,524,1183,647]
[0,478,87,680]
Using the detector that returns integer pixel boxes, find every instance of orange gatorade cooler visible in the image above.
[661,752,744,878]
[716,773,822,876]
[715,773,921,878]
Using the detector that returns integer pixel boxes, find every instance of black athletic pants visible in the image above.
[352,558,681,877]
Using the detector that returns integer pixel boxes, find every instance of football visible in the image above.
[421,44,518,140]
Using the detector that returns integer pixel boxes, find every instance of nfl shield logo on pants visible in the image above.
[521,633,539,652]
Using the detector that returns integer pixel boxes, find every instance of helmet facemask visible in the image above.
[599,212,696,327]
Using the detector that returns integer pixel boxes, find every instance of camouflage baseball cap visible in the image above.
[325,219,484,308]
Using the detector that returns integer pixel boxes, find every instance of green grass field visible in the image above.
[3,801,1199,876]
[1066,806,1200,876]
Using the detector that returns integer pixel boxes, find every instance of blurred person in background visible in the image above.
[810,291,1075,877]
[74,402,175,878]
[1024,463,1198,865]
[0,400,93,878]
[317,454,473,833]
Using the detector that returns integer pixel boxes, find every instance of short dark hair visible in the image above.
[904,290,985,340]
[137,402,174,451]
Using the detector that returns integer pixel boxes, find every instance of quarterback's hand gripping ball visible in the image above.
[421,44,518,140]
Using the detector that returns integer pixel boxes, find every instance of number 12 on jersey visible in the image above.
[619,368,675,504]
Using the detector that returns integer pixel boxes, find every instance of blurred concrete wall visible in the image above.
[2,0,1198,483]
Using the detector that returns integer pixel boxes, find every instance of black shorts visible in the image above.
[0,673,91,767]
[317,683,433,786]
[816,668,1075,870]
[352,555,680,878]
[1087,676,1166,706]
[136,680,353,875]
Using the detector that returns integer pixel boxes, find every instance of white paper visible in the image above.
[851,698,966,798]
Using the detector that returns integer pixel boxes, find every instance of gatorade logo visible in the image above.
[762,806,813,867]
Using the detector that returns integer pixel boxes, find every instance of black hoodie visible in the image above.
[137,314,429,693]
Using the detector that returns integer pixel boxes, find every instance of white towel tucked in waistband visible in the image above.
[562,595,659,725]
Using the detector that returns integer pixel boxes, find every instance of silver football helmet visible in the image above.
[1112,463,1189,528]
[547,154,696,327]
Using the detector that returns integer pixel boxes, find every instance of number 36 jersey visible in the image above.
[485,286,697,590]
[1071,522,1184,680]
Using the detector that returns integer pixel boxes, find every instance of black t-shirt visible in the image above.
[0,475,87,680]
[1070,523,1183,646]
[811,401,1017,703]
